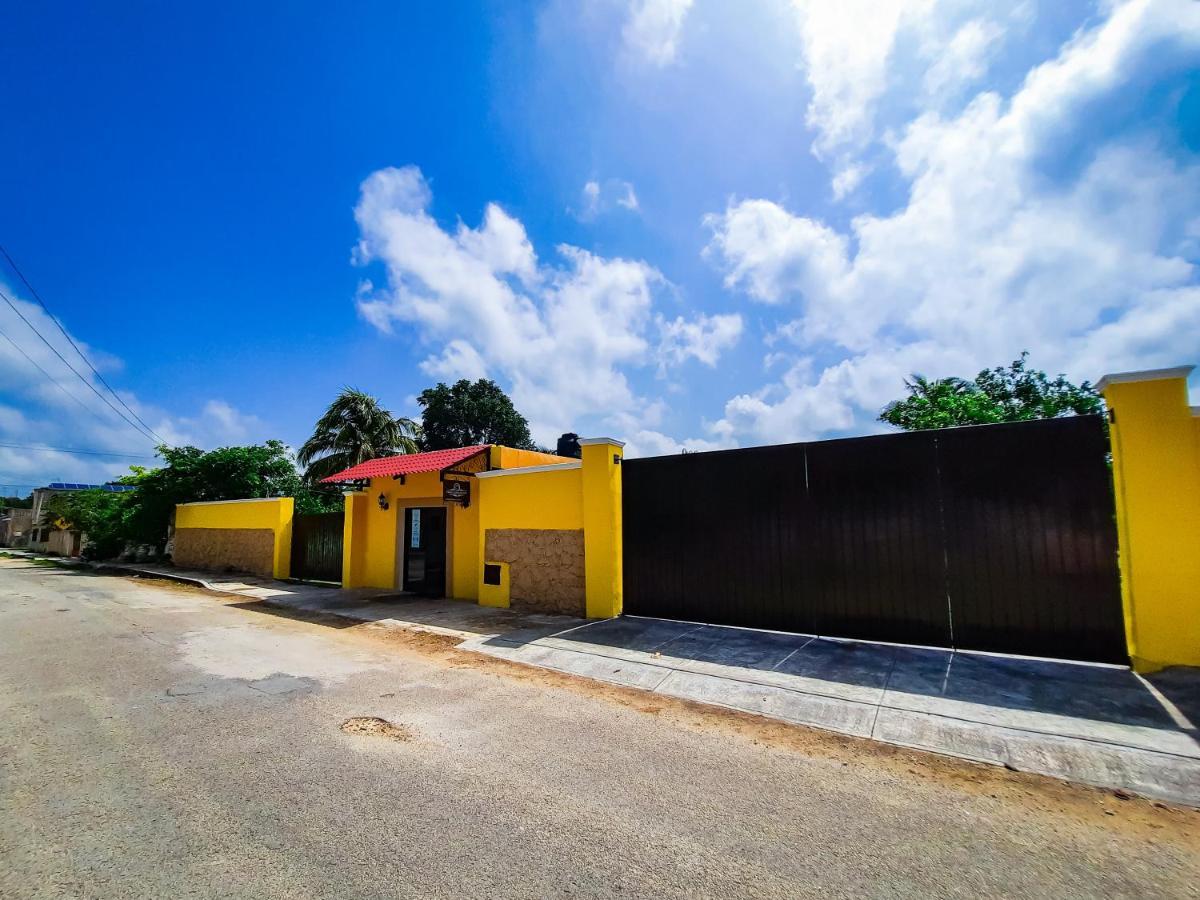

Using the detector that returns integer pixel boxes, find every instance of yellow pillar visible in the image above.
[273,497,294,579]
[341,492,359,588]
[580,437,624,619]
[1097,366,1200,672]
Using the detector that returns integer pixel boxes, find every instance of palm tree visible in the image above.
[298,388,420,482]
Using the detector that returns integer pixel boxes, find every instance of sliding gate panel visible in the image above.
[623,443,814,631]
[805,433,950,647]
[936,416,1126,663]
[623,415,1126,663]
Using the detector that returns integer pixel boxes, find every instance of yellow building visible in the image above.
[326,439,624,619]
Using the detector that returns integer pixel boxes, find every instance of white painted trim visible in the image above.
[176,497,288,507]
[578,436,626,448]
[475,461,581,478]
[1095,365,1194,392]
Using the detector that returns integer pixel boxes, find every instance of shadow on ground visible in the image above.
[552,617,1199,731]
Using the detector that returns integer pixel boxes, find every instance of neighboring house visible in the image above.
[0,507,34,547]
[27,482,136,555]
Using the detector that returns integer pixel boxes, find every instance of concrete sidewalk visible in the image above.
[464,617,1200,807]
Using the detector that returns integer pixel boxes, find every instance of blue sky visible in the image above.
[2,0,1198,490]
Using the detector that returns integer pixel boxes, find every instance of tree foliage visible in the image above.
[46,440,341,559]
[46,488,134,560]
[879,353,1102,431]
[125,441,306,546]
[298,388,420,482]
[417,379,536,451]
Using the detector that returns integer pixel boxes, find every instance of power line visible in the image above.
[0,245,167,444]
[0,321,128,430]
[0,286,158,445]
[0,441,155,460]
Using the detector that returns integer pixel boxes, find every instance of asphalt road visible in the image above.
[1,560,1197,899]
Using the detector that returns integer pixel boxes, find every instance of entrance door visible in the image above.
[403,507,447,596]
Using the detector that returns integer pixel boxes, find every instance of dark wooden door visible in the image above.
[403,507,446,596]
[291,511,344,583]
[623,416,1126,663]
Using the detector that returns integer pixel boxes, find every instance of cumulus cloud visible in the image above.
[354,165,734,442]
[622,0,694,67]
[656,312,743,369]
[706,0,1200,445]
[790,0,1029,195]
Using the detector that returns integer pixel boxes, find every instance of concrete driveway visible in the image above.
[465,616,1200,806]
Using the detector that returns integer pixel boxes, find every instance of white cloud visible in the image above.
[622,0,694,67]
[621,428,731,459]
[354,165,733,443]
[792,0,914,158]
[576,178,641,220]
[707,0,1200,445]
[922,18,1005,104]
[657,312,743,369]
[790,0,1030,193]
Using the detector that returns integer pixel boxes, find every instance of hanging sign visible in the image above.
[410,508,421,548]
[442,479,471,505]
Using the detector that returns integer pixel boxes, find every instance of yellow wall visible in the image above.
[489,446,575,469]
[476,465,584,607]
[174,497,294,579]
[581,440,624,619]
[1100,368,1200,672]
[479,560,510,608]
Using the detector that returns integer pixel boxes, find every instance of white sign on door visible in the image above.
[410,508,421,548]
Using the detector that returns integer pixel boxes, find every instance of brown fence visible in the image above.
[623,416,1126,663]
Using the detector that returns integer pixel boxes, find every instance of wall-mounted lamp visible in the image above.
[377,492,389,511]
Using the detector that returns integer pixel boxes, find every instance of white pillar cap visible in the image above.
[1095,365,1194,393]
[578,436,626,448]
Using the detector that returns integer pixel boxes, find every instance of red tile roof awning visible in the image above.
[320,445,488,483]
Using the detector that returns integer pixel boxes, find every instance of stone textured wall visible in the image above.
[173,527,275,577]
[485,528,585,616]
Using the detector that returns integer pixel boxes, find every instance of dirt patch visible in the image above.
[341,623,1200,843]
[340,716,414,741]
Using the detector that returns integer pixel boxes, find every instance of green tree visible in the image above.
[879,353,1103,431]
[46,488,133,560]
[417,379,536,451]
[1,494,32,509]
[127,441,308,549]
[38,441,343,560]
[297,388,420,482]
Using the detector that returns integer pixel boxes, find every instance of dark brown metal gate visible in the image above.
[623,416,1126,663]
[291,511,344,583]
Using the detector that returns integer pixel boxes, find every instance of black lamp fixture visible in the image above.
[377,492,389,511]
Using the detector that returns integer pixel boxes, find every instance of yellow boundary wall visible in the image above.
[1098,366,1200,672]
[175,497,294,579]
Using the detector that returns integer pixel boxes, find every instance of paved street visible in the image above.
[1,560,1198,899]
